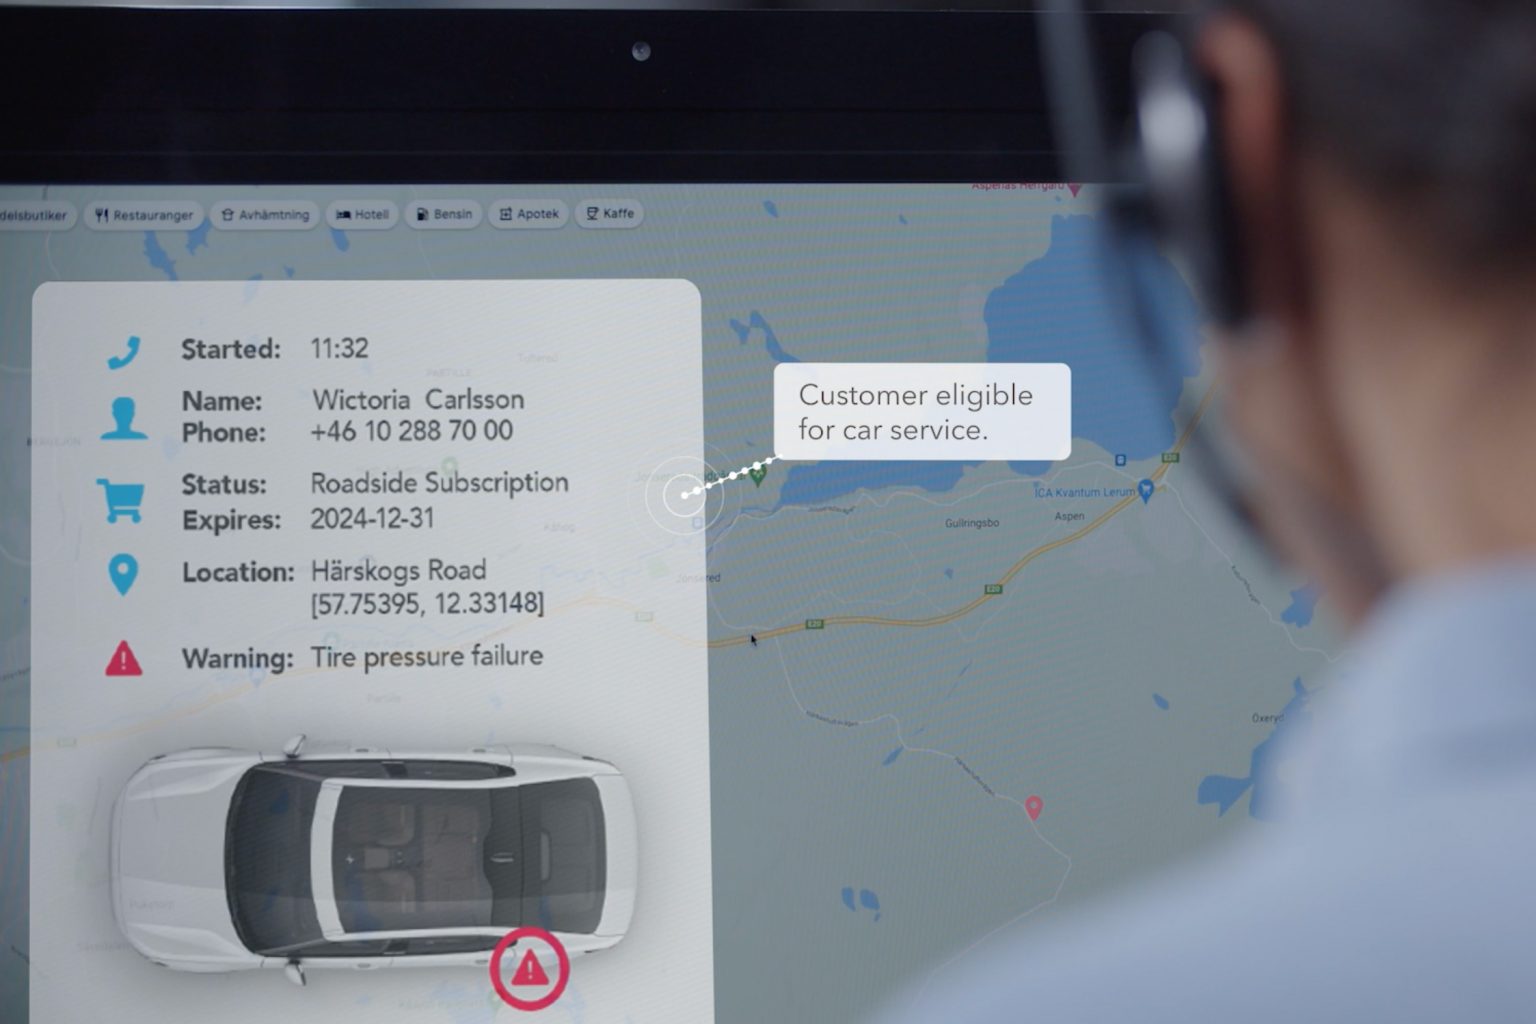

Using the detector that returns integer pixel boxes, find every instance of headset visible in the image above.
[1034,1,1256,524]
[1035,2,1395,602]
[1037,2,1248,333]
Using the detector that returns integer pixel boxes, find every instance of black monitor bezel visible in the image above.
[0,7,1151,184]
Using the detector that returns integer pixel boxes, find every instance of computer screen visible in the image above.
[2,178,1339,1022]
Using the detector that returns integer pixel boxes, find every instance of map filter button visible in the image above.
[575,199,644,230]
[0,200,77,231]
[326,200,398,231]
[212,200,320,231]
[490,199,569,230]
[405,200,483,230]
[84,200,202,232]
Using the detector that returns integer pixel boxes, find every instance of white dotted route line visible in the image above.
[677,455,780,501]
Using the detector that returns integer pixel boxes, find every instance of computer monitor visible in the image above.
[0,9,1336,1022]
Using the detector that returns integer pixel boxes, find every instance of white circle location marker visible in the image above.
[633,452,728,537]
[662,473,706,520]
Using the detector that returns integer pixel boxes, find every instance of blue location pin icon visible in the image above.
[1137,479,1155,505]
[110,553,139,596]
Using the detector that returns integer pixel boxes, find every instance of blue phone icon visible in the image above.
[108,335,141,371]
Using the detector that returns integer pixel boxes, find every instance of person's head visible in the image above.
[1196,0,1536,623]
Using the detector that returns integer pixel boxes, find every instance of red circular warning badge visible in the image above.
[489,927,571,1011]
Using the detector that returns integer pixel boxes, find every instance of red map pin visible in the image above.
[1024,795,1043,822]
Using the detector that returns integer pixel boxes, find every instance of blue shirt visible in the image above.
[880,562,1536,1023]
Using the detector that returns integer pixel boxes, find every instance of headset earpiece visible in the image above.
[1130,30,1250,327]
[1038,5,1249,329]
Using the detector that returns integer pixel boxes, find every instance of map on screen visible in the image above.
[1,183,1341,1023]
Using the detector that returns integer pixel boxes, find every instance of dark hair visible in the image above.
[1228,0,1536,262]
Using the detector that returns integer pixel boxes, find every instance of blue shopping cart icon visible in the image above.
[96,478,144,524]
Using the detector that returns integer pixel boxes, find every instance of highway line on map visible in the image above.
[707,383,1219,649]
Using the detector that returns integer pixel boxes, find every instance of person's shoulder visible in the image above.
[879,836,1304,1024]
[879,797,1536,1024]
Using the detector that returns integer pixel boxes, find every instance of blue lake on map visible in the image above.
[1198,678,1312,820]
[771,214,1202,509]
[841,886,882,922]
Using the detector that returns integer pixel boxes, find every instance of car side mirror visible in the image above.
[282,734,307,759]
[284,960,306,987]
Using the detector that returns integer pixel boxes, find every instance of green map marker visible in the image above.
[748,464,768,486]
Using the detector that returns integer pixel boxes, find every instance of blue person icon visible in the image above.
[101,397,148,441]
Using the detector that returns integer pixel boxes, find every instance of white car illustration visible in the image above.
[109,737,637,984]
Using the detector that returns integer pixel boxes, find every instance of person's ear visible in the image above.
[1196,16,1391,619]
[1196,14,1307,334]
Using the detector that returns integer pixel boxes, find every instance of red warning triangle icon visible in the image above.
[511,949,550,987]
[106,640,143,677]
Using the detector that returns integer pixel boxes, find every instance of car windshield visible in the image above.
[226,765,324,954]
[518,778,607,935]
[331,777,606,935]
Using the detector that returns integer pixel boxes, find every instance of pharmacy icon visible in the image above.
[101,397,148,441]
[109,553,139,596]
[96,479,144,524]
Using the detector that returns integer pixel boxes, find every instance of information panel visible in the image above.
[30,280,713,1022]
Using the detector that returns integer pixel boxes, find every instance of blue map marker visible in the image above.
[109,553,139,596]
[1138,479,1155,504]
